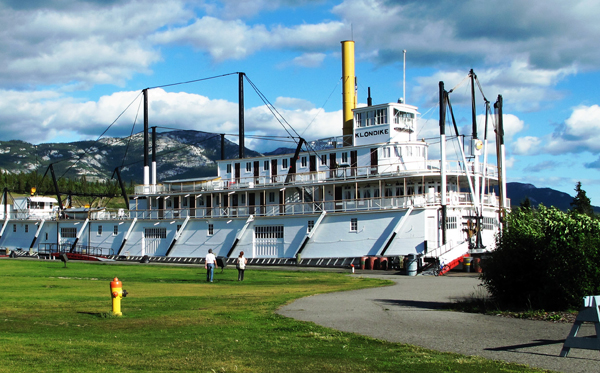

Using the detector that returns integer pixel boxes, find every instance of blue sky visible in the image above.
[0,0,599,204]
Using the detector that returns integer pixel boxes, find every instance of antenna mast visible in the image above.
[403,50,406,103]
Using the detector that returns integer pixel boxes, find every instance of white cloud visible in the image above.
[292,53,327,68]
[513,136,542,155]
[546,105,600,154]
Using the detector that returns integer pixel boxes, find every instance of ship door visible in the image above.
[309,155,316,172]
[253,161,259,180]
[350,150,357,176]
[253,225,284,257]
[234,163,241,183]
[329,153,337,178]
[370,148,378,175]
[231,194,238,217]
[271,159,278,182]
[334,186,343,211]
[426,216,438,250]
[249,193,255,215]
[143,228,166,256]
[206,195,212,217]
[158,197,164,219]
[173,196,180,218]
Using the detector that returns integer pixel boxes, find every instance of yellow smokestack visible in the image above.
[341,40,356,146]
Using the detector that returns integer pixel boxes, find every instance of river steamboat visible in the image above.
[1,41,509,271]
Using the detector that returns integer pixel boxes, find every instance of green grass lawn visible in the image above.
[0,260,547,372]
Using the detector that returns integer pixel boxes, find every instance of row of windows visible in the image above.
[446,216,458,230]
[225,146,425,174]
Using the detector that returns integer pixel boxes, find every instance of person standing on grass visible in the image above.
[236,251,248,281]
[205,249,217,282]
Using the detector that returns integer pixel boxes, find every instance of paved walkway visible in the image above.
[277,272,600,373]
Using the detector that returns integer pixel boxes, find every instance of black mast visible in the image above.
[238,72,245,159]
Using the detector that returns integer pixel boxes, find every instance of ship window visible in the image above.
[269,192,275,203]
[383,147,391,158]
[61,227,77,238]
[25,225,28,233]
[264,160,269,170]
[307,220,314,233]
[197,197,204,207]
[246,162,251,172]
[45,232,48,240]
[363,189,371,198]
[374,189,380,198]
[255,225,284,239]
[407,147,413,156]
[356,112,363,127]
[365,110,374,126]
[144,228,167,239]
[97,225,102,235]
[375,109,387,125]
[183,198,188,207]
[446,216,457,230]
[241,194,246,204]
[301,156,307,168]
[167,199,172,208]
[282,158,288,169]
[350,218,358,232]
[341,152,348,163]
[385,187,393,197]
[226,164,232,173]
[12,224,16,232]
[320,155,326,165]
[208,224,214,236]
[396,186,404,196]
[113,226,118,236]
[395,146,402,157]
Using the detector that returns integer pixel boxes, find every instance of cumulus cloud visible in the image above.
[513,136,542,155]
[546,105,600,154]
[0,0,190,87]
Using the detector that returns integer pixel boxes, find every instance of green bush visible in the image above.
[481,205,600,310]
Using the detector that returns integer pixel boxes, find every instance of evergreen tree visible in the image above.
[571,181,593,216]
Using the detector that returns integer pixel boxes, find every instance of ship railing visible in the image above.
[132,159,500,196]
[112,191,504,220]
[38,243,114,257]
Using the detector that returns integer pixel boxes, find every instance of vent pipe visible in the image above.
[151,126,157,186]
[367,87,372,107]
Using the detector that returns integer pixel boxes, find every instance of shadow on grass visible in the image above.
[77,311,120,319]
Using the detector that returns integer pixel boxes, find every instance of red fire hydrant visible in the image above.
[110,277,128,316]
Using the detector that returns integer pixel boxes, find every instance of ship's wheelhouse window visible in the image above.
[365,110,374,126]
[394,109,415,124]
[246,162,251,172]
[341,152,348,163]
[226,164,232,173]
[208,224,214,236]
[263,160,269,170]
[97,225,102,235]
[395,146,402,157]
[356,112,363,127]
[407,147,413,157]
[301,156,307,168]
[375,108,387,125]
[282,158,288,169]
[350,218,358,232]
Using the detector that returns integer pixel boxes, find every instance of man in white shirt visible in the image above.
[205,249,218,282]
